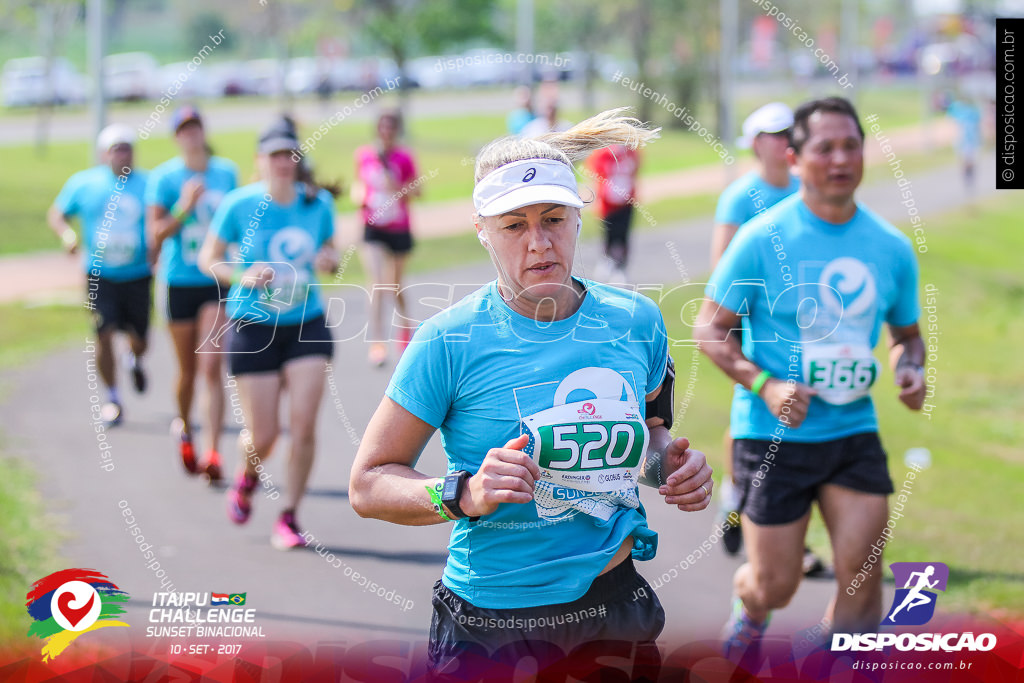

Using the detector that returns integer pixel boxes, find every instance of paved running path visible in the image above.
[1,157,995,658]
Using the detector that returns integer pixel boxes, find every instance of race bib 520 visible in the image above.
[523,398,648,493]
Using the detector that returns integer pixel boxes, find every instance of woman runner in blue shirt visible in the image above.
[350,109,714,676]
[199,118,339,550]
[147,106,238,481]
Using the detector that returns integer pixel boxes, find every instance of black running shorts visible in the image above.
[90,275,152,339]
[226,315,333,375]
[601,204,634,248]
[166,284,222,322]
[428,557,664,679]
[733,431,895,526]
[364,224,413,255]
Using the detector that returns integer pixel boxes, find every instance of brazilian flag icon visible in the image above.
[229,593,246,605]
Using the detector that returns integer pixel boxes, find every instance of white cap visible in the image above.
[473,159,583,217]
[96,123,136,152]
[736,102,794,149]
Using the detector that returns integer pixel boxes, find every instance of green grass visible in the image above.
[659,192,1024,617]
[0,303,85,645]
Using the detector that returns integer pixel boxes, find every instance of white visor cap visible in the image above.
[473,159,584,217]
[736,102,794,149]
[96,123,136,152]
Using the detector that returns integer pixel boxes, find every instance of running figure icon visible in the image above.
[888,565,939,622]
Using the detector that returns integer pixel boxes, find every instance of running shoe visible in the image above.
[802,547,832,578]
[720,510,743,556]
[179,431,198,475]
[202,451,223,484]
[368,343,387,367]
[721,597,770,664]
[227,471,258,524]
[129,353,147,393]
[271,510,307,550]
[100,401,123,427]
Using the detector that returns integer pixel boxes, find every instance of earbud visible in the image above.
[478,232,490,247]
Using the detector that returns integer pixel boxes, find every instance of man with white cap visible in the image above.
[710,102,815,564]
[48,123,151,425]
[350,109,713,676]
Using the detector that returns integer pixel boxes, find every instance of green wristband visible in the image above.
[750,370,772,396]
[425,481,453,522]
[171,204,189,223]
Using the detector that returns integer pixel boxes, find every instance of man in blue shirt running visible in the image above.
[47,124,151,425]
[711,102,802,559]
[695,97,926,661]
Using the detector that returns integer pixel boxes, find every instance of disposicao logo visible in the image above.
[25,569,129,661]
[885,562,948,626]
[832,562,996,653]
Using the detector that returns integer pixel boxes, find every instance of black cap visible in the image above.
[259,117,300,155]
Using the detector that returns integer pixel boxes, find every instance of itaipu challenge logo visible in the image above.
[25,569,129,661]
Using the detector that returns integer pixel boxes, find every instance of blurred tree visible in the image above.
[186,11,235,54]
[353,0,500,111]
[530,0,620,112]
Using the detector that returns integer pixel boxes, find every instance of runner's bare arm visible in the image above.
[350,397,541,524]
[46,204,79,253]
[694,298,763,389]
[888,322,925,410]
[694,297,816,427]
[197,235,237,285]
[314,232,341,273]
[710,222,739,269]
[148,205,181,245]
[149,178,204,244]
[638,420,713,510]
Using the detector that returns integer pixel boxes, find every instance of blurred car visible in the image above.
[157,61,214,99]
[244,59,286,97]
[460,49,517,87]
[405,56,451,90]
[918,35,988,77]
[326,58,364,91]
[103,52,159,101]
[285,57,320,95]
[203,60,253,97]
[2,56,86,107]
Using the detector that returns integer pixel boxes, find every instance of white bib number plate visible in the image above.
[803,342,878,405]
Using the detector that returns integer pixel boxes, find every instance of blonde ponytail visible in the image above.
[474,107,660,182]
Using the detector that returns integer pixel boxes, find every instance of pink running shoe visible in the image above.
[227,471,258,524]
[271,510,308,550]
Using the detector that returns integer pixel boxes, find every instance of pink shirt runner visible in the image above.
[355,144,418,231]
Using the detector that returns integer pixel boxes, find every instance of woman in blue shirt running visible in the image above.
[199,117,340,551]
[350,109,714,676]
[147,106,238,481]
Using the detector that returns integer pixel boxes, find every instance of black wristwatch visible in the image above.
[441,470,479,521]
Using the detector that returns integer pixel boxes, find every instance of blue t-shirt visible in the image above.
[386,279,669,609]
[54,165,150,282]
[707,194,920,442]
[714,170,800,227]
[947,101,982,153]
[210,182,335,327]
[146,156,238,286]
